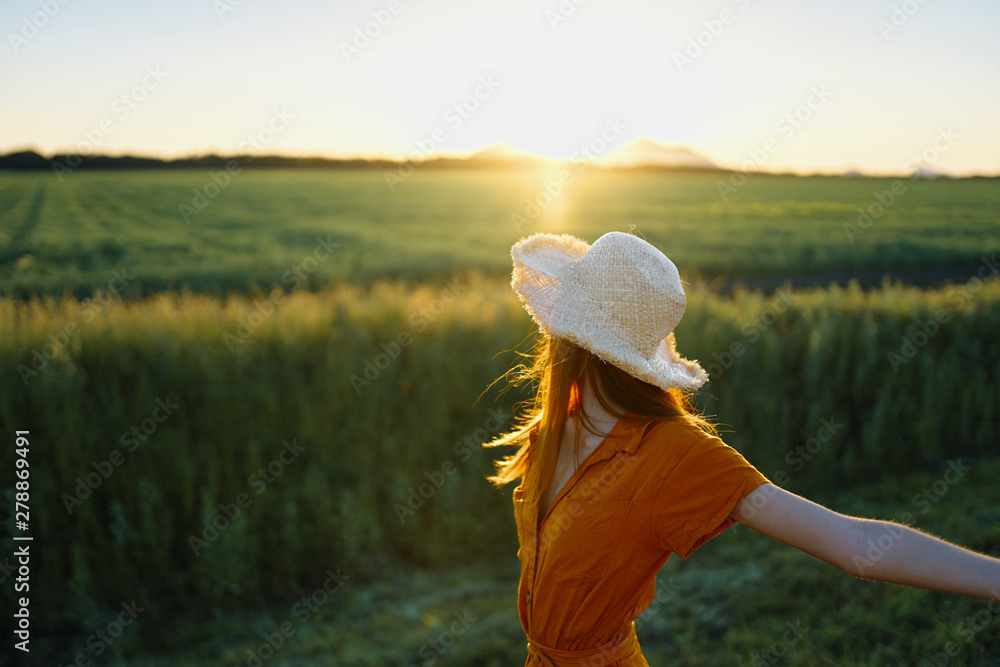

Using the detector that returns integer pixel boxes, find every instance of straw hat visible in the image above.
[510,231,708,391]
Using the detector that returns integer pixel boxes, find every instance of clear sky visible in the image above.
[1,0,997,175]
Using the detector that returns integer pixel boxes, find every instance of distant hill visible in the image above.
[468,143,548,163]
[911,166,951,179]
[598,137,718,171]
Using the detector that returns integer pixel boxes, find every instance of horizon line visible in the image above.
[1,144,997,179]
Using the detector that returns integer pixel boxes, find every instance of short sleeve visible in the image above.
[651,435,770,559]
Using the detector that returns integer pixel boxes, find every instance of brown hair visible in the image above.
[483,334,716,506]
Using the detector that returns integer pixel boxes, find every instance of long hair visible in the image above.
[483,334,716,507]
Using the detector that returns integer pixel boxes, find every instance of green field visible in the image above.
[1,168,998,298]
[1,169,999,664]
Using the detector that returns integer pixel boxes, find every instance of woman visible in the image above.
[484,231,1000,666]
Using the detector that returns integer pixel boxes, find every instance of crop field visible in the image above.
[0,168,999,664]
[1,168,998,298]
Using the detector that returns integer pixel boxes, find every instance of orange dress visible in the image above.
[513,416,771,666]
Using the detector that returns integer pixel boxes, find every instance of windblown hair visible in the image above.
[484,335,717,507]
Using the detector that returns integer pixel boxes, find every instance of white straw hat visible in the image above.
[510,231,708,391]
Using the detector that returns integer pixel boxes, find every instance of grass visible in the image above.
[1,168,998,298]
[50,461,1000,666]
[2,168,999,663]
[1,274,999,663]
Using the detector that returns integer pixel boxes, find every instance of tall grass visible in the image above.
[0,274,998,660]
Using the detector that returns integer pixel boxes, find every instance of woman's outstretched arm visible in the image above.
[731,483,1000,600]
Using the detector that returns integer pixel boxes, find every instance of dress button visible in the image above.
[527,593,531,601]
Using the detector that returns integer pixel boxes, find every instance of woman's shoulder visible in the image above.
[633,416,719,461]
[641,415,712,442]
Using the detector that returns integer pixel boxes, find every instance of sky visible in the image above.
[1,0,998,175]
